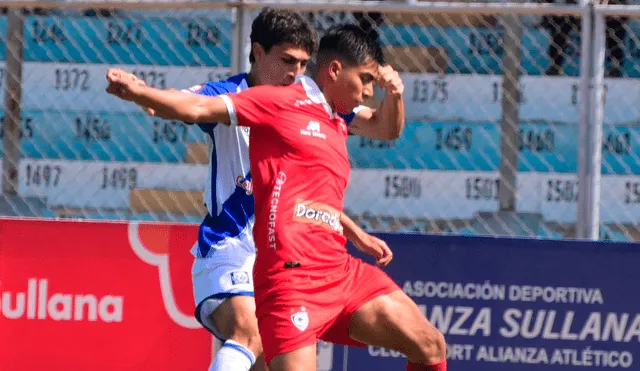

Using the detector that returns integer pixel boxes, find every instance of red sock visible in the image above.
[406,360,447,371]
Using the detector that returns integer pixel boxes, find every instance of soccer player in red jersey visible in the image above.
[106,24,447,371]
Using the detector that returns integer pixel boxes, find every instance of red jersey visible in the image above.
[220,76,352,288]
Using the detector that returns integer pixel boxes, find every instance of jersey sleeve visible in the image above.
[339,105,368,125]
[219,85,282,129]
[182,82,236,133]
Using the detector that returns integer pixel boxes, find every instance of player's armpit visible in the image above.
[347,98,405,140]
[348,65,406,140]
[222,85,281,129]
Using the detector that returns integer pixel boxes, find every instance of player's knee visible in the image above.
[211,299,262,355]
[389,299,446,363]
[229,312,262,352]
[217,339,258,369]
[375,297,445,363]
[236,325,263,356]
[412,326,446,364]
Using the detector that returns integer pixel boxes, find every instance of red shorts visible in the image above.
[255,256,400,365]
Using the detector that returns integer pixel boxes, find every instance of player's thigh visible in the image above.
[256,276,343,368]
[210,295,260,344]
[268,344,317,371]
[348,289,445,359]
[192,243,258,341]
[251,354,267,371]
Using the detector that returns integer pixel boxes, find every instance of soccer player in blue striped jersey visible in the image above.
[131,8,405,371]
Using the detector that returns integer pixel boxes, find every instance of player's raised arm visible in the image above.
[348,65,405,140]
[105,68,231,125]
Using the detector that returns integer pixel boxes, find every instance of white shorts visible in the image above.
[192,229,256,340]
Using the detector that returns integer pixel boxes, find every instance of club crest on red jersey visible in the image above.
[290,306,309,331]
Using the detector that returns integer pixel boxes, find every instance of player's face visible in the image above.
[254,43,311,86]
[332,58,378,114]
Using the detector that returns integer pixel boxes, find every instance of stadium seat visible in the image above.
[383,45,448,73]
[600,225,631,242]
[185,142,210,164]
[383,1,496,29]
[132,212,203,224]
[129,188,206,216]
[50,207,133,221]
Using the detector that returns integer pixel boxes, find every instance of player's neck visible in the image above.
[309,71,328,95]
[312,73,338,113]
[246,71,259,87]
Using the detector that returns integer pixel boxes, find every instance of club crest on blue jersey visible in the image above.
[230,270,250,285]
[236,176,253,195]
[188,84,205,93]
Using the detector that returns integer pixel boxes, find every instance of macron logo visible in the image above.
[295,99,313,107]
[300,121,326,139]
[307,121,320,132]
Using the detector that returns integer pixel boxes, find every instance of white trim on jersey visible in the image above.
[209,124,251,217]
[200,79,252,225]
[220,94,239,127]
[353,105,368,115]
[297,75,334,118]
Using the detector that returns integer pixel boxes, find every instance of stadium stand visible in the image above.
[0,4,640,242]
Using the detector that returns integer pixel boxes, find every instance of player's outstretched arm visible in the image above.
[348,65,405,140]
[340,213,393,267]
[105,68,231,125]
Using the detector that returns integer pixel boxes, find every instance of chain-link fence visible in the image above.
[0,6,235,223]
[590,3,640,242]
[0,0,638,242]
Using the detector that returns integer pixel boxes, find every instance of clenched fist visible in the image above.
[377,65,404,97]
[105,68,147,101]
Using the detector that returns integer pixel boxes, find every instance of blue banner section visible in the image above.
[322,234,640,371]
[0,110,207,162]
[0,16,232,66]
[379,24,640,77]
[0,16,638,76]
[348,122,640,175]
[2,112,639,174]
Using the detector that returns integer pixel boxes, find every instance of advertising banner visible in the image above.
[0,219,212,371]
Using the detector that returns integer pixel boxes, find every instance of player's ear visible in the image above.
[252,43,266,61]
[329,60,342,82]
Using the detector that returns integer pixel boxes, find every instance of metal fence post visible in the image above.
[587,10,607,240]
[576,0,594,239]
[231,3,252,75]
[498,0,524,212]
[2,9,24,196]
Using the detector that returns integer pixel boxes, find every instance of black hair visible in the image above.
[316,23,385,67]
[249,7,318,63]
[353,11,385,33]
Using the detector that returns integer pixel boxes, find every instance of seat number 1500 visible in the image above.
[384,175,422,199]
